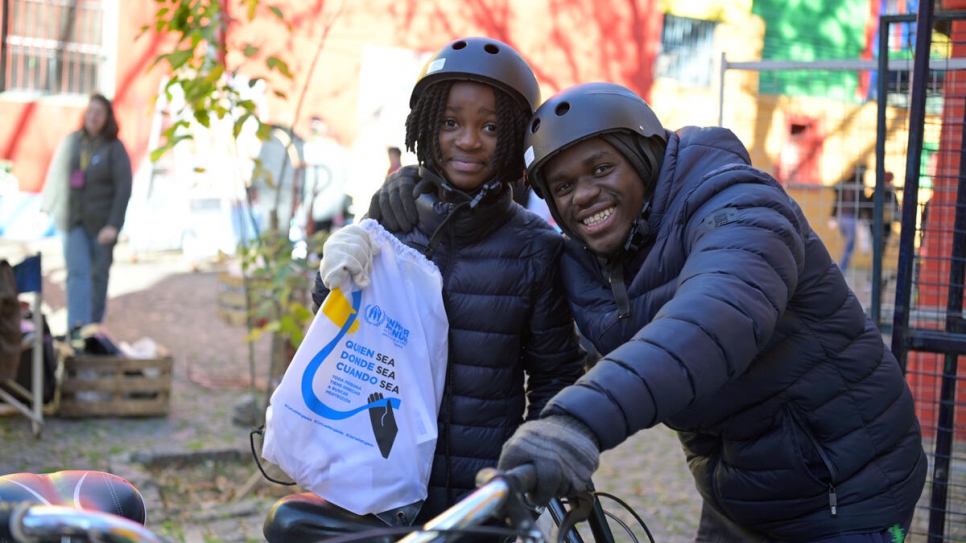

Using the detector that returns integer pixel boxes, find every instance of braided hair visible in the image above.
[404,80,529,186]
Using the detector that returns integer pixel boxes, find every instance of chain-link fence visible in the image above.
[720,9,966,542]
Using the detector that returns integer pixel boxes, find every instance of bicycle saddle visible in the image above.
[0,470,146,525]
[264,492,421,543]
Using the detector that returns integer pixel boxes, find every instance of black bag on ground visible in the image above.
[15,311,57,404]
[0,260,20,383]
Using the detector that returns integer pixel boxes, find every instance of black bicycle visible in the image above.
[0,467,655,543]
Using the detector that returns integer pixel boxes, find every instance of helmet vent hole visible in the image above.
[554,103,570,116]
[452,41,467,50]
[484,43,499,54]
[530,118,541,133]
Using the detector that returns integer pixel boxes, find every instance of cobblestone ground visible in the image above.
[0,237,703,542]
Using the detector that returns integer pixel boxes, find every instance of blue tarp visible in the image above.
[0,191,54,240]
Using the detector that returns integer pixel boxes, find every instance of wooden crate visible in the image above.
[58,350,173,418]
[217,271,248,326]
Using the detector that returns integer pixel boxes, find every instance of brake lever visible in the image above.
[555,490,595,543]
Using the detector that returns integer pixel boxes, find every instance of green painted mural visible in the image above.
[752,0,870,101]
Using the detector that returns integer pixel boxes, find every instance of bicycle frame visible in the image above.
[0,503,168,543]
[397,466,617,543]
[1,467,626,543]
[547,493,617,543]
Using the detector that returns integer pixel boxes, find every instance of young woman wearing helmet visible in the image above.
[264,38,586,543]
[496,82,927,542]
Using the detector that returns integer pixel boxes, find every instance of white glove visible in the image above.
[319,224,381,291]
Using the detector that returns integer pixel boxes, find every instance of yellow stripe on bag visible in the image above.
[322,287,360,334]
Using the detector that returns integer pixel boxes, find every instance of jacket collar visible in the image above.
[414,182,515,248]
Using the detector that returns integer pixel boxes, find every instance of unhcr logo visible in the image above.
[364,304,410,348]
[364,304,387,327]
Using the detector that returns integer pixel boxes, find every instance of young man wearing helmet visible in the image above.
[493,82,927,542]
[263,38,586,542]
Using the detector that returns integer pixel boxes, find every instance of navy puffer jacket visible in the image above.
[544,127,926,540]
[314,185,585,522]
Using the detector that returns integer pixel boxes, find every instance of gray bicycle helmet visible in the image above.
[524,82,666,199]
[410,37,540,117]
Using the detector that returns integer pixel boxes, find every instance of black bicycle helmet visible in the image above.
[410,37,540,117]
[524,82,666,199]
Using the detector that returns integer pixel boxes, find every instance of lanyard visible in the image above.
[79,135,97,170]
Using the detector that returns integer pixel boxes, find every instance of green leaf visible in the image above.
[244,328,263,343]
[165,48,194,71]
[269,6,283,19]
[256,122,273,141]
[289,328,305,348]
[242,44,259,58]
[273,90,287,99]
[202,64,225,85]
[246,0,257,20]
[150,134,189,162]
[291,304,313,322]
[266,56,293,79]
[233,113,252,139]
[193,109,211,127]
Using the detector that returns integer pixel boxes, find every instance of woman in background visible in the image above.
[41,94,132,336]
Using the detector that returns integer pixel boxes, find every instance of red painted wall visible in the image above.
[1,0,662,193]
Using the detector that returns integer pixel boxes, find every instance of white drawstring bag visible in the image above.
[262,220,448,516]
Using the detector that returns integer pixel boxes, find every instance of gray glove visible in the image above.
[319,224,380,291]
[367,165,432,233]
[497,416,600,506]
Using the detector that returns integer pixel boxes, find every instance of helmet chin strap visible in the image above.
[602,201,651,319]
[420,165,502,210]
[417,164,505,260]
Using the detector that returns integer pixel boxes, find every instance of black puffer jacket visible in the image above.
[314,185,585,522]
[66,132,132,236]
[544,127,926,540]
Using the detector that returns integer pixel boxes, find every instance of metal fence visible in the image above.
[720,10,966,542]
[0,0,105,95]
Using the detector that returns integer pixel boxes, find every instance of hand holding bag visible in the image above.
[261,219,447,516]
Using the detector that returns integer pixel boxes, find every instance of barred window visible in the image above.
[1,0,105,95]
[656,14,718,88]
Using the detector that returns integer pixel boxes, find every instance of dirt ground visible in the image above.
[0,236,704,543]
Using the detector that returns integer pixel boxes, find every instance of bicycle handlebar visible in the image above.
[398,464,538,543]
[475,464,536,495]
[0,502,169,543]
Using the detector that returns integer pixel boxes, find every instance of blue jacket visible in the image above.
[314,185,585,521]
[544,127,926,540]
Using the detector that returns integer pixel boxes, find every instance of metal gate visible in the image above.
[720,8,966,542]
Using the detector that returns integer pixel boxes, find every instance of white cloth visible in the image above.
[41,133,76,231]
[319,224,380,291]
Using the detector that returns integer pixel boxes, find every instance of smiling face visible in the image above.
[543,137,645,256]
[433,81,498,192]
[83,99,108,137]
